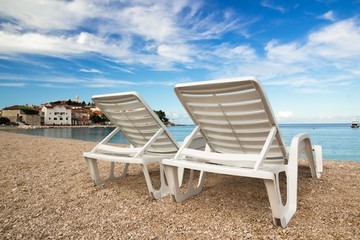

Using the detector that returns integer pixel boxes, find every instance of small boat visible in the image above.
[351,121,359,128]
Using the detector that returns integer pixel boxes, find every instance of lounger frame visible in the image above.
[163,76,323,227]
[83,92,179,199]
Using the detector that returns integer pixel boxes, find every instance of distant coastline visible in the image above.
[0,118,187,130]
[0,124,115,130]
[164,121,186,127]
[0,122,354,130]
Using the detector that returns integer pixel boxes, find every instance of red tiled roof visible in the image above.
[43,105,72,109]
[93,110,103,115]
[3,105,22,110]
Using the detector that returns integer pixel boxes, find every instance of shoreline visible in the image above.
[0,124,115,130]
[0,123,188,130]
[0,131,359,238]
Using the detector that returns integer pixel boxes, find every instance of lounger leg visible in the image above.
[85,157,129,185]
[265,134,321,227]
[264,177,283,227]
[312,145,323,178]
[164,164,206,202]
[141,163,169,200]
[264,166,297,228]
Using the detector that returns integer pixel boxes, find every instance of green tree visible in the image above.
[90,114,109,124]
[3,106,38,115]
[154,110,169,123]
[0,117,10,124]
[90,114,101,123]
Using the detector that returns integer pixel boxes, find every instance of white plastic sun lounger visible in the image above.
[162,76,323,227]
[83,92,181,199]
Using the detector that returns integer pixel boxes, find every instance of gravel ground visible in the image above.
[0,131,359,239]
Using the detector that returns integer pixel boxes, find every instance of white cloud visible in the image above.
[318,10,336,22]
[212,44,257,61]
[266,77,321,87]
[115,6,175,42]
[36,83,72,89]
[0,74,87,85]
[157,44,192,62]
[0,31,89,56]
[231,45,257,58]
[0,0,98,31]
[85,78,136,88]
[277,114,360,124]
[307,19,360,59]
[0,73,186,89]
[276,111,293,119]
[80,68,102,73]
[265,40,308,63]
[260,0,286,13]
[0,31,131,60]
[0,83,27,87]
[167,111,193,124]
[270,19,360,64]
[106,64,134,74]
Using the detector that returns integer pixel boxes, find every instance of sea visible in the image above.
[1,123,359,162]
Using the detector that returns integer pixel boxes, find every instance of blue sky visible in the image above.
[1,0,360,124]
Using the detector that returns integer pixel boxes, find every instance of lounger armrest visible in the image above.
[289,133,322,178]
[96,145,140,155]
[289,133,310,163]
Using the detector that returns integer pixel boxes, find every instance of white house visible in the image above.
[42,105,72,125]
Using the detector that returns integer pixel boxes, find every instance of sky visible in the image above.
[1,0,360,124]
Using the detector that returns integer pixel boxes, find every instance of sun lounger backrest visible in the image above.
[174,77,287,163]
[92,92,179,154]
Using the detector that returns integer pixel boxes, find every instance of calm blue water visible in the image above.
[1,124,359,162]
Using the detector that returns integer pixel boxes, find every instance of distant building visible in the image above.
[42,105,72,125]
[90,107,101,113]
[72,108,90,125]
[2,106,41,126]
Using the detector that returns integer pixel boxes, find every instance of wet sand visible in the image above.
[0,131,359,239]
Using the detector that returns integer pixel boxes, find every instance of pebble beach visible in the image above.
[0,130,359,239]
